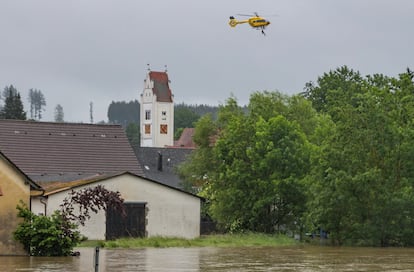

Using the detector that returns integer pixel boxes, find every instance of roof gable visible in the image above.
[36,171,202,199]
[0,120,143,180]
[0,150,41,190]
[149,71,173,103]
[173,128,196,148]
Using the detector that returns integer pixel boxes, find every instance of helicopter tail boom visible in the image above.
[229,16,249,28]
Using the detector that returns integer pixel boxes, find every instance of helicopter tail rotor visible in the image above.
[229,16,238,27]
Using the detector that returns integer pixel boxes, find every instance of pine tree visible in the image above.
[54,104,64,122]
[28,88,46,120]
[0,89,26,120]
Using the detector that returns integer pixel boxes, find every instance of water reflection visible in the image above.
[1,246,414,271]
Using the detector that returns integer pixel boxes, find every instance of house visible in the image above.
[0,119,143,180]
[31,172,201,240]
[133,146,193,189]
[173,128,196,149]
[140,70,174,147]
[0,120,201,254]
[0,151,42,255]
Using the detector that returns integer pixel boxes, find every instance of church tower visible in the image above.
[140,67,174,147]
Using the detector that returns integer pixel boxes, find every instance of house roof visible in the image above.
[173,128,196,148]
[34,171,202,199]
[149,71,173,103]
[133,147,193,189]
[0,150,42,190]
[0,120,144,181]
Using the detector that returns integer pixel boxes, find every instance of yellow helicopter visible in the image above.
[229,13,271,35]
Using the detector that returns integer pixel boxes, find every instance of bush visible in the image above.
[13,186,125,256]
[13,202,83,256]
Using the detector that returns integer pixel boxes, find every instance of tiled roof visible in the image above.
[133,147,193,189]
[0,150,41,190]
[34,171,202,199]
[149,71,173,102]
[0,120,144,180]
[174,128,196,148]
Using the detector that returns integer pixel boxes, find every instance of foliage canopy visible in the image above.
[179,66,414,246]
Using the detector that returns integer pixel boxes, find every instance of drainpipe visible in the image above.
[40,197,48,216]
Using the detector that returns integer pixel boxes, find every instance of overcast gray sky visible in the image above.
[1,0,413,123]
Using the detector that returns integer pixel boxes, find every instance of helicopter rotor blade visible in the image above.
[236,13,254,17]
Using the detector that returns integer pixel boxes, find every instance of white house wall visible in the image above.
[31,174,200,240]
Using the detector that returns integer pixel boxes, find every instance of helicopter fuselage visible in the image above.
[229,16,270,29]
[248,16,270,28]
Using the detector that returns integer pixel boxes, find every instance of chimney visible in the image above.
[157,152,163,171]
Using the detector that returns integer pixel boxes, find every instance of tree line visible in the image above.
[0,85,65,122]
[178,66,414,247]
[107,100,220,145]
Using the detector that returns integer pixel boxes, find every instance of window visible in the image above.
[161,111,167,120]
[160,124,168,134]
[145,110,151,120]
[145,124,151,134]
[162,111,166,116]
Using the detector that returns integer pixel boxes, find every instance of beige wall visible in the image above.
[0,157,30,255]
[32,174,200,240]
[140,73,174,148]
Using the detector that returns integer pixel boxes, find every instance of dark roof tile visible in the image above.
[133,147,192,188]
[0,120,143,178]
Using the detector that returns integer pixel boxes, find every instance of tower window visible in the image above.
[145,110,151,120]
[145,124,151,134]
[160,124,168,134]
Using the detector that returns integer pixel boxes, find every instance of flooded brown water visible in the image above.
[1,246,414,271]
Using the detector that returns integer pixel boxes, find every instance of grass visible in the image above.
[80,233,298,248]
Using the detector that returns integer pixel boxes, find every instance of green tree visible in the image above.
[28,88,46,120]
[107,100,140,127]
[54,104,64,122]
[180,93,314,233]
[305,69,414,246]
[2,84,18,100]
[178,113,218,193]
[126,122,140,147]
[174,103,200,135]
[302,66,364,115]
[0,88,26,120]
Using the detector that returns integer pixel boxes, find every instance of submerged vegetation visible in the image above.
[81,233,298,248]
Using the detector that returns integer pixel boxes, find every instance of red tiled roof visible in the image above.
[0,120,144,179]
[174,128,196,148]
[149,71,173,103]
